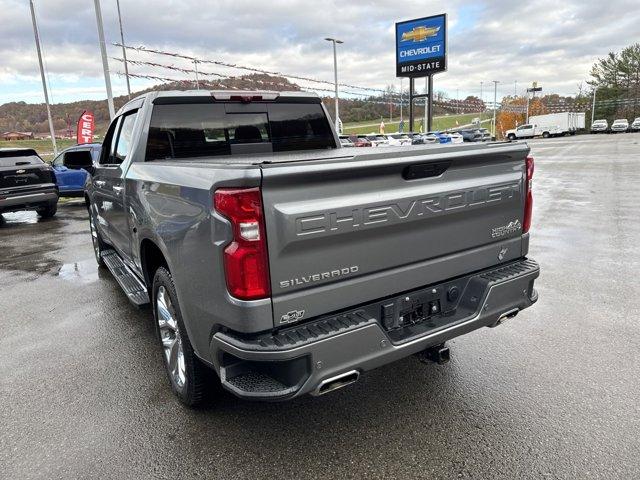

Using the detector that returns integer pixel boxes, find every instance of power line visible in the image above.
[114,42,387,93]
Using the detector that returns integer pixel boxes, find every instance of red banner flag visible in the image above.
[76,110,95,144]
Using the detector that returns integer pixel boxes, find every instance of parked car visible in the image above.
[0,148,58,218]
[365,134,390,147]
[424,131,451,144]
[409,132,426,145]
[385,134,412,146]
[348,135,372,147]
[445,132,464,144]
[478,128,492,141]
[458,129,483,142]
[338,135,354,147]
[87,89,539,406]
[590,119,609,133]
[51,143,102,199]
[630,117,640,131]
[610,119,629,133]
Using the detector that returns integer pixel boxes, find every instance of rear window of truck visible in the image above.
[145,102,336,160]
[0,150,44,167]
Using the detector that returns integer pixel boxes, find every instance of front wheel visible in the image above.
[153,267,214,407]
[507,133,516,140]
[89,208,106,267]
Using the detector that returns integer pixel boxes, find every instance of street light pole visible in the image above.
[492,80,499,139]
[28,0,57,156]
[591,87,597,124]
[480,81,484,122]
[93,0,115,120]
[325,37,343,133]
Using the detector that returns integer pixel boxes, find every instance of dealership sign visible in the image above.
[76,110,95,144]
[395,14,447,77]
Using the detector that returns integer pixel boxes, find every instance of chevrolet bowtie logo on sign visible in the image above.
[396,14,447,78]
[401,26,441,43]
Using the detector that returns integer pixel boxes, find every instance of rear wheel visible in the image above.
[36,203,57,218]
[153,267,214,407]
[507,133,516,140]
[542,131,550,138]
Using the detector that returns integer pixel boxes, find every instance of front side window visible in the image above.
[114,112,138,163]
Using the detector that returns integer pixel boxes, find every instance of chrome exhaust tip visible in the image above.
[490,308,519,327]
[312,370,360,396]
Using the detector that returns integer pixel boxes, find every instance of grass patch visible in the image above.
[343,113,487,134]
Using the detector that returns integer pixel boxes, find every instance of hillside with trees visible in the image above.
[1,73,484,136]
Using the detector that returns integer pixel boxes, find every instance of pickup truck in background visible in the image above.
[86,90,540,406]
[0,148,58,218]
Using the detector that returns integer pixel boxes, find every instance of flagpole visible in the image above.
[116,0,131,98]
[93,0,115,119]
[29,0,57,156]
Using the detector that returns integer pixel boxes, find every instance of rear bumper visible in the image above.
[0,189,58,213]
[210,258,540,401]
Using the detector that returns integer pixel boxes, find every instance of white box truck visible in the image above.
[506,112,585,139]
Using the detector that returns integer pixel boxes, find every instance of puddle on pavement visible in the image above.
[0,211,40,226]
[56,259,100,284]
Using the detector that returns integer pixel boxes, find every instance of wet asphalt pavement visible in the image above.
[1,134,639,479]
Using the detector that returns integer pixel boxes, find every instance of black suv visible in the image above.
[0,148,58,218]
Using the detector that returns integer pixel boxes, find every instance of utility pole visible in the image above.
[29,0,57,156]
[514,80,517,96]
[325,37,343,133]
[116,0,130,98]
[591,87,597,124]
[93,0,115,120]
[492,80,499,139]
[194,60,200,89]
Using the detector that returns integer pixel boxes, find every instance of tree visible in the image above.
[589,43,640,120]
[496,97,547,139]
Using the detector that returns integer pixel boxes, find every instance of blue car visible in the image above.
[426,131,452,144]
[51,143,101,199]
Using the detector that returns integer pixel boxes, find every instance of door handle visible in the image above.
[112,185,124,194]
[94,180,106,187]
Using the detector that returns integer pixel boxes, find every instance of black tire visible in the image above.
[152,267,213,407]
[36,203,57,218]
[88,207,107,268]
[542,131,550,138]
[507,133,516,140]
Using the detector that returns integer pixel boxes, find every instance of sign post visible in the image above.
[525,82,542,123]
[395,14,447,133]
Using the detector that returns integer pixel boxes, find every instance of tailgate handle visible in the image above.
[403,161,451,180]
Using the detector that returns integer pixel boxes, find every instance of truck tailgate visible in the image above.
[260,143,530,326]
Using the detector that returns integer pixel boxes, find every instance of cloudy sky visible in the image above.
[1,0,638,105]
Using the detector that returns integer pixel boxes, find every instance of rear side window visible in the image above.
[146,102,336,161]
[0,150,43,167]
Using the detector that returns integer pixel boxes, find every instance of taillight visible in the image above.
[523,155,534,233]
[214,187,270,300]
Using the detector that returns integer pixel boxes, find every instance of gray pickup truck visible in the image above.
[86,90,539,406]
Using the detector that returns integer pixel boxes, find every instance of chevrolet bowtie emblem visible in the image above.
[401,26,440,42]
